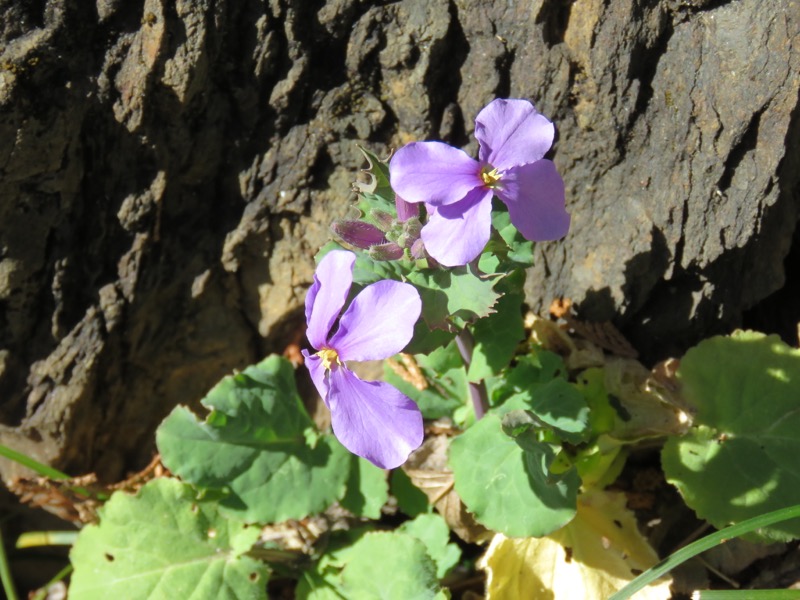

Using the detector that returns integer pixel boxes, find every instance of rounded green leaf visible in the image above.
[528,379,591,443]
[398,514,461,579]
[340,455,389,519]
[390,469,430,517]
[157,356,351,523]
[662,332,800,539]
[297,530,443,599]
[449,413,579,537]
[69,478,267,599]
[340,532,441,598]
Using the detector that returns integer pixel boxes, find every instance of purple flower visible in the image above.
[302,249,424,468]
[389,98,570,266]
[395,194,418,222]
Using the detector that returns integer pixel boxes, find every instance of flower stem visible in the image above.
[455,329,489,419]
[0,528,19,600]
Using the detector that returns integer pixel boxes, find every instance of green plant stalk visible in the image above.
[31,564,72,600]
[455,329,488,419]
[0,528,19,600]
[0,444,70,480]
[16,531,79,548]
[0,444,99,499]
[696,591,800,599]
[609,504,800,600]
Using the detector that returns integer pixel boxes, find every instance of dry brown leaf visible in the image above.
[9,454,167,525]
[386,353,428,391]
[403,435,490,544]
[528,313,605,370]
[570,319,639,359]
[703,537,786,578]
[548,297,639,359]
[604,357,691,440]
[9,474,101,524]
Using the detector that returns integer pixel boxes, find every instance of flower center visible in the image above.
[317,347,341,370]
[480,166,502,188]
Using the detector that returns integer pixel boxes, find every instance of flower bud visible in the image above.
[331,220,386,249]
[369,210,395,231]
[410,238,427,260]
[396,217,422,248]
[368,242,405,261]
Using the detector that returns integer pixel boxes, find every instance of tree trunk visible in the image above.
[0,0,797,481]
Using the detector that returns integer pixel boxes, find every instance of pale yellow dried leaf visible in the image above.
[480,489,672,600]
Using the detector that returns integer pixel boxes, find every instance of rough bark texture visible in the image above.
[0,0,798,481]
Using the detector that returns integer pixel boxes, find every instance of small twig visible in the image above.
[675,522,713,551]
[693,555,740,589]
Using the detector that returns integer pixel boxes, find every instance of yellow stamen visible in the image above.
[480,166,502,188]
[317,347,340,369]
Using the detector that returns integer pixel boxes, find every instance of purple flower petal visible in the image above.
[390,141,482,206]
[327,366,423,469]
[305,250,355,349]
[420,187,494,266]
[395,195,419,222]
[497,159,570,241]
[302,350,330,406]
[475,99,555,170]
[329,280,421,361]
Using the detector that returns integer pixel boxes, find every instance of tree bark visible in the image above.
[0,0,797,480]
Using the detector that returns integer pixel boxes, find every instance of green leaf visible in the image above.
[390,469,430,517]
[488,356,589,446]
[355,145,394,200]
[69,478,268,600]
[662,331,800,540]
[492,209,536,267]
[467,292,525,382]
[450,413,579,537]
[340,250,501,337]
[488,351,568,407]
[406,267,500,330]
[352,146,397,228]
[295,529,368,600]
[340,456,389,520]
[575,368,617,435]
[384,342,468,420]
[479,208,536,272]
[298,531,443,599]
[157,356,351,523]
[398,514,461,579]
[501,409,538,437]
[341,532,443,598]
[572,439,627,489]
[528,379,591,444]
[352,249,407,285]
[404,316,456,355]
